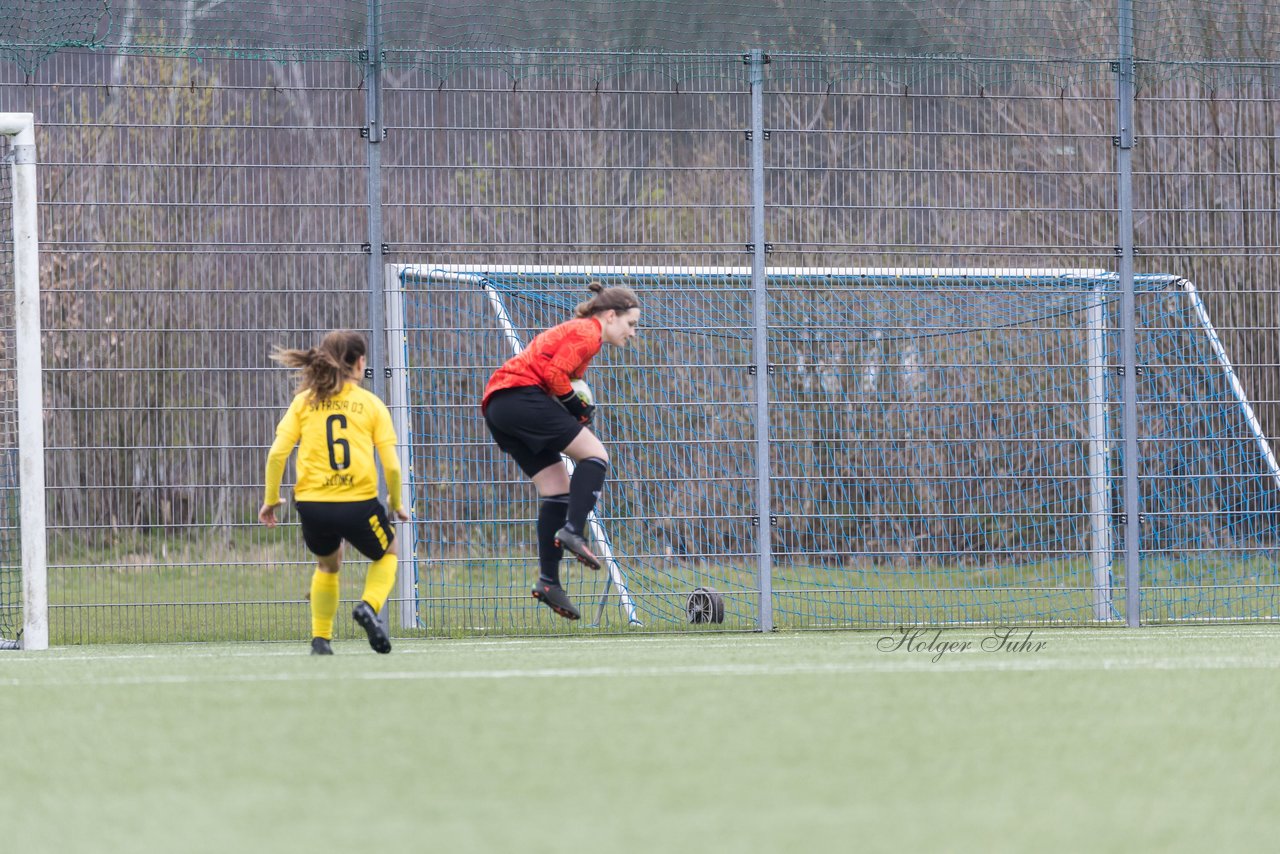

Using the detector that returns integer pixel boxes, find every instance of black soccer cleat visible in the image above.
[310,636,334,655]
[352,601,392,654]
[554,525,602,570]
[531,579,581,620]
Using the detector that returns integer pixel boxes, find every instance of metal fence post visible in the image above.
[365,0,387,395]
[747,49,773,632]
[1115,0,1141,627]
[365,0,393,633]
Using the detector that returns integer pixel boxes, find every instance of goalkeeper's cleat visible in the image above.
[554,526,601,570]
[352,601,392,654]
[531,579,581,620]
[310,636,334,656]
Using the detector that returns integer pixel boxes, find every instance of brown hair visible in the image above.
[574,281,640,318]
[271,330,367,402]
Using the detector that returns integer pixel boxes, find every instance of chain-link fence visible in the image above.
[2,1,1279,642]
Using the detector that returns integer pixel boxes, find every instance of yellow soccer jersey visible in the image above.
[264,382,402,508]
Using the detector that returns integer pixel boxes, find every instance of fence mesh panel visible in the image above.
[5,2,1280,80]
[1,4,1279,641]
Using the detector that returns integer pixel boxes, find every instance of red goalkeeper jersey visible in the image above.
[482,316,602,409]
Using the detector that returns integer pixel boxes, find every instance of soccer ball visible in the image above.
[570,378,594,407]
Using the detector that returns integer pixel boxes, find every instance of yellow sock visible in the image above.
[361,553,398,614]
[310,569,340,640]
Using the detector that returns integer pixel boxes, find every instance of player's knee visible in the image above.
[581,455,609,472]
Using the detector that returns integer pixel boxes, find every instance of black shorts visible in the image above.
[484,386,584,477]
[295,498,394,561]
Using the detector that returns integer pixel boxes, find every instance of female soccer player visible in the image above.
[259,330,410,655]
[482,281,641,620]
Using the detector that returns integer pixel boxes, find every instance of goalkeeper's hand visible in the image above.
[556,389,596,425]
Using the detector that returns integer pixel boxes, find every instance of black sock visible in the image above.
[536,493,569,584]
[566,457,608,534]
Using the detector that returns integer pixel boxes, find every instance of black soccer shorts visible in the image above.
[484,386,585,477]
[295,497,395,560]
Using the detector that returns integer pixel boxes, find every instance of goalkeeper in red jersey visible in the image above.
[482,281,641,620]
[259,330,410,655]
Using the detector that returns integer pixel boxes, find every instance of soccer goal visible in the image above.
[386,263,1280,632]
[0,114,46,651]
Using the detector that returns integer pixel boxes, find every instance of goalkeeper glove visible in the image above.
[556,389,595,425]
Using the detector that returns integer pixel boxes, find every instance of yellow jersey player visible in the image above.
[259,330,410,654]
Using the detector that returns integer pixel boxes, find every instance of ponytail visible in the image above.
[271,330,367,401]
[574,281,640,318]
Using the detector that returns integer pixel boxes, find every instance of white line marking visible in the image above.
[3,653,1279,688]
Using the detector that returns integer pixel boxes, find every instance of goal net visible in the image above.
[388,264,1280,631]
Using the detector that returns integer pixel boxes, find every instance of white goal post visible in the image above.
[1,113,47,651]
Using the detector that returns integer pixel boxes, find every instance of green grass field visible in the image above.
[29,528,1280,644]
[3,626,1278,853]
